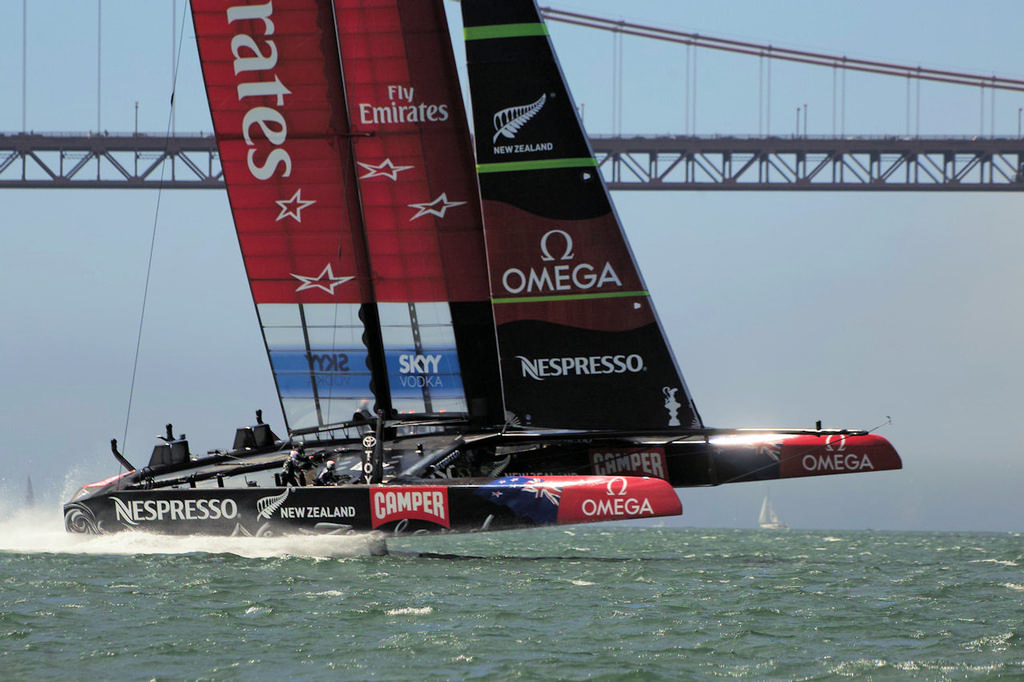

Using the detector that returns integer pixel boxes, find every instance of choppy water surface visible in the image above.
[1,511,1021,680]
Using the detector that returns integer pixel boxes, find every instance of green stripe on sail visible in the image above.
[477,157,598,174]
[464,23,549,41]
[492,290,649,305]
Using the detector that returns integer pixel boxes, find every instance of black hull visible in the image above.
[65,485,533,537]
[63,474,686,537]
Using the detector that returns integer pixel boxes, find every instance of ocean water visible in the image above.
[1,507,1022,681]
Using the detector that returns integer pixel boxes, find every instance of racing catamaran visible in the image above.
[64,0,900,539]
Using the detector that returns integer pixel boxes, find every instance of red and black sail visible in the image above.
[461,0,702,430]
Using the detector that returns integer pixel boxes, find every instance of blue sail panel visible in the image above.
[268,349,465,402]
[260,303,467,428]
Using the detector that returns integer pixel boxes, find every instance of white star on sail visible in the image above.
[357,158,414,181]
[275,189,316,222]
[408,193,467,221]
[290,263,353,294]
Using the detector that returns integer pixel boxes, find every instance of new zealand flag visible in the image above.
[475,476,564,525]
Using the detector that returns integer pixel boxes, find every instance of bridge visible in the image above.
[3,5,1024,191]
[3,131,1022,191]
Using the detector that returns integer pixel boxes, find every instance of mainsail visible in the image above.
[192,0,500,432]
[461,0,702,430]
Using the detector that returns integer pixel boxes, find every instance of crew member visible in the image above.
[281,447,306,487]
[314,460,338,486]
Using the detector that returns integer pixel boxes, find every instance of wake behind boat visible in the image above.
[64,0,901,539]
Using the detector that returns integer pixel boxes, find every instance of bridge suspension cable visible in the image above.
[4,7,1022,190]
[539,7,1024,92]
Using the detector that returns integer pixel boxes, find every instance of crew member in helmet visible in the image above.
[281,447,307,487]
[314,460,338,486]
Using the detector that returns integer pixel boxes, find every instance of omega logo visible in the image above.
[825,434,847,452]
[501,229,621,295]
[580,476,654,517]
[540,229,574,261]
[606,477,628,496]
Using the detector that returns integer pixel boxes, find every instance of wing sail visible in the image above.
[192,0,387,431]
[192,0,502,432]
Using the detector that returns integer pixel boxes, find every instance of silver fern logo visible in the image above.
[257,487,292,520]
[492,94,547,143]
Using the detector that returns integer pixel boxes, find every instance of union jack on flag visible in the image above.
[475,476,564,525]
[757,442,782,461]
[521,478,562,506]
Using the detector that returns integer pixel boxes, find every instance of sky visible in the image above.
[1,1,1023,533]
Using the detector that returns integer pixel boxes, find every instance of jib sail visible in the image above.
[461,0,701,430]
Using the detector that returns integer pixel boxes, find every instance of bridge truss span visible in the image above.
[595,135,1024,191]
[1,133,1022,190]
[0,133,223,189]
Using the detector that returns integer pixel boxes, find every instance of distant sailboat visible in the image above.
[758,492,787,529]
[24,476,34,508]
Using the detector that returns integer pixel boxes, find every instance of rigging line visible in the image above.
[120,0,193,463]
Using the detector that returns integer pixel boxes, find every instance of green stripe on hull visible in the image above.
[464,23,549,41]
[477,157,598,174]
[492,290,650,305]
